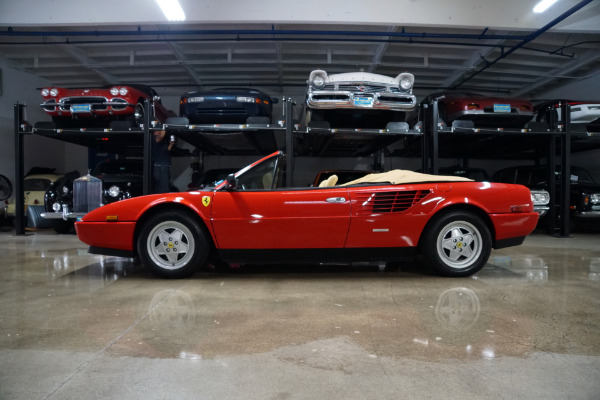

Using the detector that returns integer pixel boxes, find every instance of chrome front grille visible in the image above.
[73,175,103,214]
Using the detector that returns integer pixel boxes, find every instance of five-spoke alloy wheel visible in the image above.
[421,211,491,277]
[137,210,208,278]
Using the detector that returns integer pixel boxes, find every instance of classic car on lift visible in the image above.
[534,99,600,132]
[305,69,417,129]
[39,84,175,129]
[408,92,534,129]
[75,151,538,279]
[179,88,277,124]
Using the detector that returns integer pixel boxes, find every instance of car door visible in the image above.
[211,187,351,249]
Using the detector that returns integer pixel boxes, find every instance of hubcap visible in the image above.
[436,221,482,269]
[147,221,195,270]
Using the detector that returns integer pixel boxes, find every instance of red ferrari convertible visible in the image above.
[75,151,538,278]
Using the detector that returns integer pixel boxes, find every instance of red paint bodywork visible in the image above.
[76,152,538,261]
[39,84,174,125]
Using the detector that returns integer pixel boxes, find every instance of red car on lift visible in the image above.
[410,92,534,129]
[39,84,175,129]
[75,151,538,279]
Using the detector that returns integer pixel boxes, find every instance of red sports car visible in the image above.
[40,84,175,129]
[411,92,534,129]
[75,151,538,278]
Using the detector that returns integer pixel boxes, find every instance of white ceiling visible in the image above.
[1,0,599,100]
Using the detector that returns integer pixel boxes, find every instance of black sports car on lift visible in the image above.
[179,88,277,124]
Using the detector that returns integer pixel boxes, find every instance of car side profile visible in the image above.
[75,151,538,279]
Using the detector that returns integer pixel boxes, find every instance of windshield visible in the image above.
[24,178,52,191]
[93,161,143,175]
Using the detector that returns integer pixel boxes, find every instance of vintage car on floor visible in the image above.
[5,170,63,218]
[39,84,175,129]
[492,165,599,222]
[75,151,538,279]
[438,166,549,216]
[43,160,143,227]
[534,99,600,132]
[409,92,534,129]
[179,88,277,124]
[305,69,417,129]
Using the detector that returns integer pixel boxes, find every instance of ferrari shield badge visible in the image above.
[202,196,211,207]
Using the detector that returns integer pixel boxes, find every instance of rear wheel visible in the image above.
[137,210,208,278]
[421,211,491,277]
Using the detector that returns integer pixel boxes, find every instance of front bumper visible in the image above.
[307,91,416,111]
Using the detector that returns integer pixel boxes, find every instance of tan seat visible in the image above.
[318,174,338,187]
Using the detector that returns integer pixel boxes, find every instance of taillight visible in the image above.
[466,103,480,110]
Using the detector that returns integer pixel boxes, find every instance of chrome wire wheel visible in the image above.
[435,220,483,270]
[146,220,196,271]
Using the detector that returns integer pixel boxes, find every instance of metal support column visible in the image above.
[284,98,294,187]
[14,103,26,235]
[546,134,557,235]
[559,103,571,237]
[143,99,152,195]
[421,103,430,173]
[431,99,440,174]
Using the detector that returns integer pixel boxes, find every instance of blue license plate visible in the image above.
[354,97,373,107]
[493,104,511,113]
[71,104,92,113]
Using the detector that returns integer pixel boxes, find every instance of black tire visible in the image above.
[137,210,208,278]
[421,211,491,277]
[54,220,74,234]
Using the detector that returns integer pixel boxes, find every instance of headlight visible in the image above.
[41,88,50,96]
[187,96,204,103]
[119,87,128,96]
[62,186,70,195]
[590,193,600,205]
[400,78,412,90]
[110,87,119,96]
[108,186,121,198]
[530,190,550,205]
[312,75,326,89]
[236,97,257,103]
[50,88,58,97]
[52,202,62,212]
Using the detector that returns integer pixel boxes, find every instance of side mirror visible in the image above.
[224,174,237,190]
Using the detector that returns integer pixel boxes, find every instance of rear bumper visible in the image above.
[490,212,539,245]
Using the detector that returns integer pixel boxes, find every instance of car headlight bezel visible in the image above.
[590,193,600,205]
[530,190,550,205]
[399,78,413,91]
[52,202,62,212]
[311,74,326,89]
[107,185,121,198]
[49,88,58,97]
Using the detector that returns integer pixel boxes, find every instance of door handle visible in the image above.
[326,197,347,203]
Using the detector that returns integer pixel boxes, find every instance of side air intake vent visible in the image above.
[356,190,430,215]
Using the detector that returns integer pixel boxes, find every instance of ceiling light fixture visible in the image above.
[533,0,559,13]
[156,0,186,21]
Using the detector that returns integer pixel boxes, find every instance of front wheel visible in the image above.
[421,211,491,277]
[137,211,208,278]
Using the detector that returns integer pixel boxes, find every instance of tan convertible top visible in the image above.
[341,170,473,186]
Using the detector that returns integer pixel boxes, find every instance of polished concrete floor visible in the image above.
[0,228,599,399]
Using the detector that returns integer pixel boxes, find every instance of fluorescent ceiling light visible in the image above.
[533,0,559,13]
[156,0,186,21]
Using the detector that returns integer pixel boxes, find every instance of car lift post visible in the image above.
[284,98,294,187]
[143,99,152,195]
[559,102,571,237]
[14,103,26,235]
